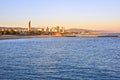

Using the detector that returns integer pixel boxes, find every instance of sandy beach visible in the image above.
[0,35,54,40]
[0,35,119,40]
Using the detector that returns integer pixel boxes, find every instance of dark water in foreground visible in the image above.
[0,37,120,80]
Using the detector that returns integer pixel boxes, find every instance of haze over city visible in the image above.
[0,0,120,32]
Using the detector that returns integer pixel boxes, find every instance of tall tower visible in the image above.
[28,21,31,32]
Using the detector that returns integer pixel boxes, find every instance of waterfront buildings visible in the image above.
[0,21,65,35]
[0,21,105,36]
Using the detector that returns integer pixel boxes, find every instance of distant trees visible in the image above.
[0,29,20,35]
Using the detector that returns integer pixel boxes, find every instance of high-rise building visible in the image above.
[56,26,60,32]
[60,27,64,33]
[28,21,31,31]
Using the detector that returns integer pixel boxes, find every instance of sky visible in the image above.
[0,0,120,32]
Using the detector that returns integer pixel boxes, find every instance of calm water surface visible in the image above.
[0,37,120,80]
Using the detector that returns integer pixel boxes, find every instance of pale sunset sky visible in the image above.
[0,0,120,32]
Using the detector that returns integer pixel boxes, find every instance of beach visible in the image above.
[0,35,119,40]
[0,35,54,40]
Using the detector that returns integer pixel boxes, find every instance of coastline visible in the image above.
[0,35,54,40]
[0,35,119,40]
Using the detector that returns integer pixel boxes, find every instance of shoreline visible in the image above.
[0,35,119,40]
[0,35,54,40]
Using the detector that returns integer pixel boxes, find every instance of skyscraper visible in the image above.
[28,21,31,31]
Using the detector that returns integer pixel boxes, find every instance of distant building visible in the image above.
[49,26,64,33]
[56,26,60,32]
[37,28,44,32]
[60,27,64,33]
[28,21,31,31]
[46,27,50,32]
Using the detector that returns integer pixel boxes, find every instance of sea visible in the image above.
[0,37,120,80]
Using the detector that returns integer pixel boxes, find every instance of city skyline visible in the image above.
[0,0,120,32]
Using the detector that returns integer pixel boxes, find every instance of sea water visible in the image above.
[0,37,120,80]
